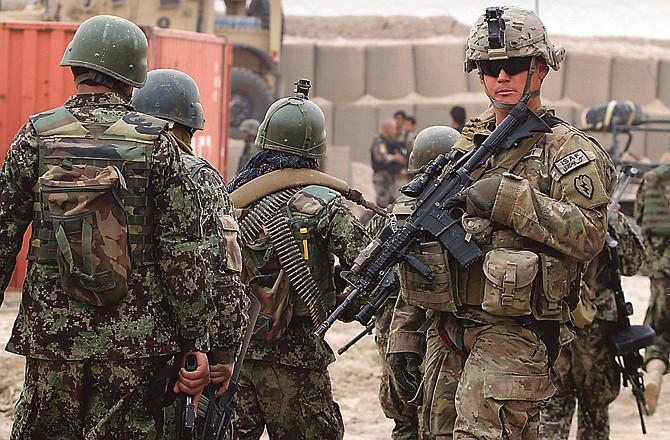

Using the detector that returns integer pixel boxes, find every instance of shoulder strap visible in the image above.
[181,154,217,181]
[29,106,89,137]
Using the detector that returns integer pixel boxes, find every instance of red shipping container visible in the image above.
[0,20,232,291]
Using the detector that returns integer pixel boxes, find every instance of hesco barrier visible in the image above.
[0,20,232,290]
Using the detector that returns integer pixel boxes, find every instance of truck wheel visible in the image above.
[229,67,273,139]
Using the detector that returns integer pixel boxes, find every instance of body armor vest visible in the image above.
[28,106,167,267]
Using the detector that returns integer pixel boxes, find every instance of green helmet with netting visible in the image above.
[408,126,460,174]
[256,93,327,159]
[61,15,148,87]
[464,6,565,73]
[132,69,205,130]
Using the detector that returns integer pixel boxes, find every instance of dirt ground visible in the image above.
[1,275,669,439]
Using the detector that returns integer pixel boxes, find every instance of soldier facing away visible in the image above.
[0,15,216,438]
[132,68,251,435]
[634,160,670,414]
[389,6,615,439]
[226,82,373,439]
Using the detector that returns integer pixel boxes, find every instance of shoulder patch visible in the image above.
[101,112,168,143]
[553,149,591,176]
[29,106,88,137]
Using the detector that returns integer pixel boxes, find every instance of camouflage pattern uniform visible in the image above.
[368,196,423,440]
[370,132,409,209]
[634,166,670,371]
[228,86,371,440]
[0,93,215,439]
[232,184,370,440]
[539,211,644,439]
[400,104,614,439]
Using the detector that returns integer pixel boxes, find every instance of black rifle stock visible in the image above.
[315,100,552,338]
[605,232,655,434]
[200,294,261,440]
[604,166,655,434]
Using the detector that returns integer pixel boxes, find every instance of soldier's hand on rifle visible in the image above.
[465,174,503,219]
[173,351,210,406]
[388,352,422,395]
[210,362,234,397]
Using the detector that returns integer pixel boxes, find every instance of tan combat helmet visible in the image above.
[464,6,565,74]
[407,126,460,174]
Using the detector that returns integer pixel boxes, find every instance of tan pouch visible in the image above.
[571,282,597,328]
[481,249,538,316]
[219,213,243,273]
[461,215,492,245]
[400,241,457,312]
[533,253,570,320]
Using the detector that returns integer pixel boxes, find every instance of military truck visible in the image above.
[1,0,283,138]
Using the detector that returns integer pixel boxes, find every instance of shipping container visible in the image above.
[0,20,232,290]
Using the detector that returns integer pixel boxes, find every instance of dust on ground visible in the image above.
[1,276,670,439]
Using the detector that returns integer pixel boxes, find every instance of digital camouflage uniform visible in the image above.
[634,165,670,371]
[227,87,372,440]
[232,184,370,440]
[400,105,615,439]
[539,211,644,439]
[0,92,215,439]
[368,196,422,440]
[370,133,409,209]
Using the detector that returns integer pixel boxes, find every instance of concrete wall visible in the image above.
[268,38,670,201]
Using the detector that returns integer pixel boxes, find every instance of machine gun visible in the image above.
[315,97,552,337]
[197,294,261,440]
[605,166,656,434]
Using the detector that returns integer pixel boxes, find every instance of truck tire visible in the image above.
[230,67,273,139]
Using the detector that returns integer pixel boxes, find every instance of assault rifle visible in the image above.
[198,294,261,440]
[315,98,552,337]
[605,165,655,434]
[177,353,198,440]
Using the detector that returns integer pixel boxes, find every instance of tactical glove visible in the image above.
[465,174,502,219]
[387,352,422,395]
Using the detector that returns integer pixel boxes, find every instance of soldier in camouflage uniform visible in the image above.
[132,69,250,435]
[371,118,410,210]
[634,162,670,412]
[539,211,644,439]
[368,126,460,440]
[390,7,615,439]
[226,83,372,440]
[237,119,261,173]
[0,16,217,439]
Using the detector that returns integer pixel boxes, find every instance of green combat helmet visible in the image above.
[464,6,565,74]
[61,15,148,88]
[240,119,260,137]
[132,69,205,130]
[407,125,460,174]
[256,79,326,159]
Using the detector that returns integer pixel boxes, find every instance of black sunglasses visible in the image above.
[477,57,533,77]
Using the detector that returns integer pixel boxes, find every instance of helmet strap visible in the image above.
[75,70,131,101]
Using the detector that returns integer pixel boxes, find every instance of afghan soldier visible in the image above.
[226,83,373,439]
[0,16,215,438]
[634,161,670,414]
[390,7,615,439]
[368,126,460,440]
[539,210,644,439]
[237,118,261,173]
[370,118,410,210]
[131,68,251,435]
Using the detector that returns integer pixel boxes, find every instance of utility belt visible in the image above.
[400,221,577,323]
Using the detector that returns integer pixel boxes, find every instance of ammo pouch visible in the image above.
[532,253,570,320]
[481,249,538,316]
[40,165,131,307]
[400,241,458,312]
